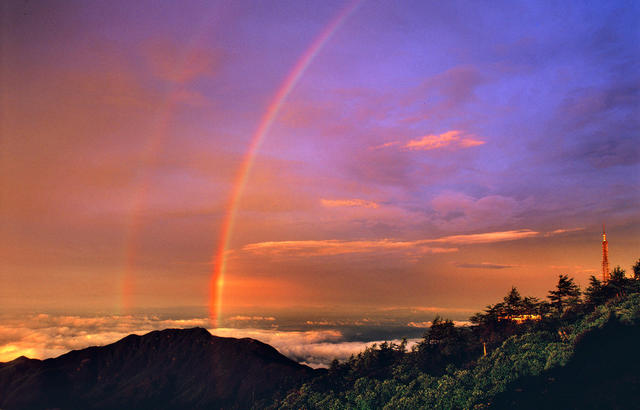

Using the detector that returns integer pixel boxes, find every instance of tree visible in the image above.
[426,316,457,344]
[611,266,626,281]
[633,259,640,280]
[547,274,581,315]
[415,316,472,374]
[522,296,544,315]
[584,275,608,308]
[503,287,524,317]
[609,266,630,298]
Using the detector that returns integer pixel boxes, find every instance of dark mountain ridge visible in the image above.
[0,327,315,409]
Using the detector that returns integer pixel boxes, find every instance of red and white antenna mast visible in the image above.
[602,224,609,282]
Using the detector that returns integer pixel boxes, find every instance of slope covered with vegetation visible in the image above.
[273,260,640,409]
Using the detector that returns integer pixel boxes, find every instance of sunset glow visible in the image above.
[1,0,638,367]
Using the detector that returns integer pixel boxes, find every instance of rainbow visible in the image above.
[118,3,224,314]
[208,0,362,327]
[119,104,174,313]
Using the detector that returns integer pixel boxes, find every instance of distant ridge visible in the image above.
[0,327,316,409]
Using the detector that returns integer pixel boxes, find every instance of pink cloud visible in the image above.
[371,130,485,153]
[241,228,542,258]
[403,130,485,151]
[321,198,380,209]
[242,239,458,257]
[544,227,584,236]
[454,262,517,269]
[432,229,539,244]
[369,141,401,150]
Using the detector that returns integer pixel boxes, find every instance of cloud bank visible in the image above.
[241,229,542,257]
[242,239,458,257]
[0,314,429,368]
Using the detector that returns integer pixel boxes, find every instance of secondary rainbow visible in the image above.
[209,0,362,327]
[118,3,224,314]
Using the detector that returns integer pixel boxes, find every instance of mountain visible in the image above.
[274,291,640,409]
[489,316,640,409]
[0,327,315,409]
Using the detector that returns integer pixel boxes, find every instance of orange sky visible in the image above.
[1,1,638,331]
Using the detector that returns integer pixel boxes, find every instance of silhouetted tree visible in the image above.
[609,266,631,298]
[548,274,581,315]
[584,275,609,308]
[414,316,473,374]
[504,287,522,313]
[470,287,545,354]
[426,316,456,344]
[611,266,626,281]
[523,296,544,315]
[633,259,640,280]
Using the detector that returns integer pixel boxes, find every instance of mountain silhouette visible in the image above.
[0,327,315,409]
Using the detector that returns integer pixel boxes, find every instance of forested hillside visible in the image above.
[273,260,640,409]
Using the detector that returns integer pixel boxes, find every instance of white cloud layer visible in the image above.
[0,314,211,362]
[0,314,424,368]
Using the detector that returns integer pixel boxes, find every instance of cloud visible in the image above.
[432,229,539,244]
[371,130,485,153]
[241,229,541,258]
[228,316,276,322]
[241,239,458,257]
[213,327,420,368]
[408,320,471,328]
[455,262,515,269]
[378,306,477,314]
[404,65,485,110]
[407,321,431,328]
[0,314,211,362]
[403,130,485,151]
[370,141,401,150]
[305,320,335,326]
[290,339,422,368]
[321,198,380,209]
[545,227,584,236]
[430,192,528,231]
[0,314,428,369]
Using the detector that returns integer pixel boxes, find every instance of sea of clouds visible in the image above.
[0,313,436,368]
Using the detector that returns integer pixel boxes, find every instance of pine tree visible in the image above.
[609,266,629,298]
[547,274,581,314]
[503,287,524,317]
[584,275,607,307]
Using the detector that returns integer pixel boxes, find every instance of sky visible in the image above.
[1,0,639,365]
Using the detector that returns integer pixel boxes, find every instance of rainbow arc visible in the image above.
[208,0,362,327]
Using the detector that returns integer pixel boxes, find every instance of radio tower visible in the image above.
[602,224,609,282]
